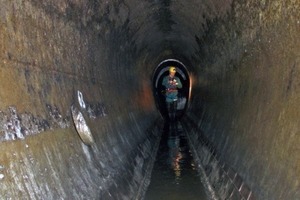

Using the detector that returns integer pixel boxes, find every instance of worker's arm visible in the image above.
[162,76,168,88]
[175,77,182,89]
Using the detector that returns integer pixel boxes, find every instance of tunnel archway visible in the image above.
[152,59,191,120]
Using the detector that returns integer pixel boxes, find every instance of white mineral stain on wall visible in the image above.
[77,90,86,109]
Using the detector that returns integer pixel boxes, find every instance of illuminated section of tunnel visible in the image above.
[152,59,191,120]
[0,0,299,199]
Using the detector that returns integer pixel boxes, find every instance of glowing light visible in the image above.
[188,74,193,102]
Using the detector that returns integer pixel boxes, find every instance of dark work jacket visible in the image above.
[162,75,182,102]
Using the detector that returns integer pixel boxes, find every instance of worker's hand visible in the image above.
[173,79,177,85]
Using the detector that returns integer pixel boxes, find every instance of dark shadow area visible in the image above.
[152,0,175,34]
[152,59,191,122]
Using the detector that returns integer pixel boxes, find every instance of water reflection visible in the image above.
[144,121,208,200]
[167,123,182,182]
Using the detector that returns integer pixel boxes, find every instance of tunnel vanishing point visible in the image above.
[0,0,299,199]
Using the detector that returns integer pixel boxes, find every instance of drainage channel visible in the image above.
[144,121,209,200]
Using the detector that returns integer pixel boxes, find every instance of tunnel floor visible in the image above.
[144,121,209,200]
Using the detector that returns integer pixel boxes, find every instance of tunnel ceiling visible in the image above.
[127,0,232,60]
[27,0,235,78]
[30,0,232,63]
[12,0,299,75]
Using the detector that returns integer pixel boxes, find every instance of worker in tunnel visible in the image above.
[162,66,182,121]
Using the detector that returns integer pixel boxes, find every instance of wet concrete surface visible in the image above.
[144,121,209,200]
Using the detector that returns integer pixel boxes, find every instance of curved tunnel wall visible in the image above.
[0,0,299,199]
[0,1,160,199]
[188,1,300,199]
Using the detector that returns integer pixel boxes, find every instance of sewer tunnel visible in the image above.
[0,0,299,199]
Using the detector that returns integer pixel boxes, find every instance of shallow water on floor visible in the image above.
[144,121,209,200]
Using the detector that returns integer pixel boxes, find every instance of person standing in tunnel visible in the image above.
[162,66,182,121]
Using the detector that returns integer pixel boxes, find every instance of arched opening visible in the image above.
[152,59,191,121]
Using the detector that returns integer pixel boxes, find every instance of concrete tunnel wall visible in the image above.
[0,0,299,199]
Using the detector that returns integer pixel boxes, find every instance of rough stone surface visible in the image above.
[0,0,159,199]
[190,0,300,199]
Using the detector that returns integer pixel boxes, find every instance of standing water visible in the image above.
[144,121,209,200]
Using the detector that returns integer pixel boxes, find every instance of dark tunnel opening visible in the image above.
[152,59,191,121]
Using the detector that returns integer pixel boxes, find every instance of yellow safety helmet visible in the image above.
[169,66,176,73]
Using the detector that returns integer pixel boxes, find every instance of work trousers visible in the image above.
[166,100,177,121]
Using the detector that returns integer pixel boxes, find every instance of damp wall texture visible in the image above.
[0,0,161,199]
[188,0,300,199]
[0,0,300,199]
